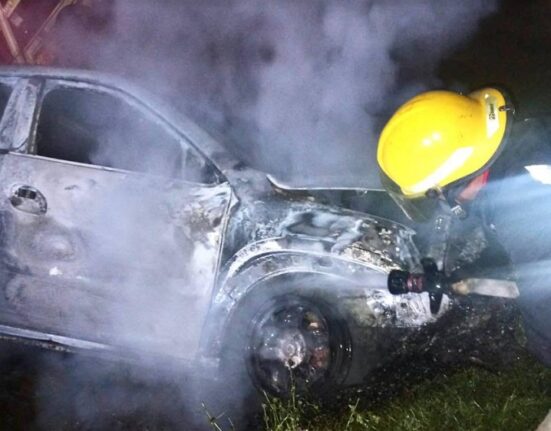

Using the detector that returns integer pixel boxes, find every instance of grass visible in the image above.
[260,356,551,431]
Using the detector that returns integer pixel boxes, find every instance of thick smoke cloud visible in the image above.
[14,1,501,428]
[54,0,498,187]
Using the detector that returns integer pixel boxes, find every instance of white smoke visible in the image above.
[54,0,498,186]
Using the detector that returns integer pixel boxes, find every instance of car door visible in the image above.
[0,77,232,360]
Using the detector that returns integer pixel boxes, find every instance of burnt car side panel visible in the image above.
[0,152,232,359]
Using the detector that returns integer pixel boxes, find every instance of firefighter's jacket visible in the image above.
[479,116,551,366]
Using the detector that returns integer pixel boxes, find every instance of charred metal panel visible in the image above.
[221,204,419,283]
[205,209,432,356]
[205,246,449,358]
[0,152,231,359]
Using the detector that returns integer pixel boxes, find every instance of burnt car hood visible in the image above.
[224,188,419,276]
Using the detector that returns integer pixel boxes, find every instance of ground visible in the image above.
[262,355,551,431]
[0,341,548,430]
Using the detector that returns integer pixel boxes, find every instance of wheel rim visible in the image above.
[246,296,350,396]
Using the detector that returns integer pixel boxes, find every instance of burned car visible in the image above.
[0,68,517,398]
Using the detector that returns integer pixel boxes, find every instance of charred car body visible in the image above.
[0,68,517,397]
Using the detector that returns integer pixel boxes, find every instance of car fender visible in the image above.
[203,213,451,357]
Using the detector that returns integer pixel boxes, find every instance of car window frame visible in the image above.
[25,78,225,185]
[0,77,41,154]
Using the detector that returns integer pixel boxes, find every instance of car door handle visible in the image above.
[9,185,47,215]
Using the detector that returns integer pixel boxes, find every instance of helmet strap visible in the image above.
[429,170,490,220]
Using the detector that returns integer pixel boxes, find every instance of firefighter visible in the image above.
[377,87,551,366]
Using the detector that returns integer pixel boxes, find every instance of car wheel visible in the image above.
[222,277,353,398]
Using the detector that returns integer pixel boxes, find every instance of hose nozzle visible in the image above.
[388,258,446,314]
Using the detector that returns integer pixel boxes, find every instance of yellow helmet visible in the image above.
[377,88,510,198]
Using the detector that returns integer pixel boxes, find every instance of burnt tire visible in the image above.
[221,275,353,399]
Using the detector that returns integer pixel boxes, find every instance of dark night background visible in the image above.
[439,0,551,117]
[0,0,549,429]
